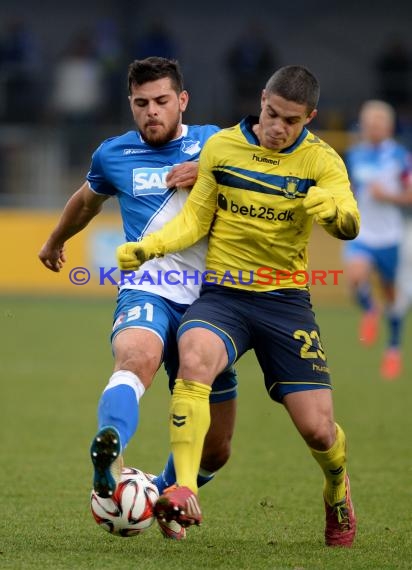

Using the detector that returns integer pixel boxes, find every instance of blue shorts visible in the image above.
[343,241,399,284]
[178,285,331,403]
[112,288,237,403]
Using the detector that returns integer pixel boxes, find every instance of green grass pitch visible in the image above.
[1,296,412,569]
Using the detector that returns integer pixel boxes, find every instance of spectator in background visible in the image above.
[0,18,42,122]
[343,100,412,380]
[50,32,105,124]
[49,31,106,166]
[94,18,125,123]
[225,22,278,123]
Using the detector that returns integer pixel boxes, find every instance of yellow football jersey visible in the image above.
[150,117,360,292]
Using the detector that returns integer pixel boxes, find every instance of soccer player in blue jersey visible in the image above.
[38,57,237,540]
[117,65,360,547]
[344,100,412,380]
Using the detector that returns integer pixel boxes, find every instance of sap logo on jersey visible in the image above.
[132,166,172,196]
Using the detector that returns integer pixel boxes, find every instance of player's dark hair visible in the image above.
[265,65,320,113]
[128,57,184,94]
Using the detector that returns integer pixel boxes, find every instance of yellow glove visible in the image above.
[116,234,161,272]
[302,186,337,222]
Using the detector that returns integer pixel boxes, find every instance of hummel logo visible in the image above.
[172,414,186,427]
[252,153,279,166]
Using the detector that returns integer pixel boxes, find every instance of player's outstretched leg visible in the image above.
[154,379,210,530]
[324,475,356,547]
[90,426,123,498]
[154,485,202,528]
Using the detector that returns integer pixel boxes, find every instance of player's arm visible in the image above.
[117,167,217,272]
[369,148,412,206]
[369,176,412,206]
[39,182,109,272]
[303,184,360,240]
[303,149,360,240]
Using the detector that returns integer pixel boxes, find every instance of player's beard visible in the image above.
[140,118,180,147]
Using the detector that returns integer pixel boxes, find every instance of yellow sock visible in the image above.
[169,379,211,494]
[310,423,347,506]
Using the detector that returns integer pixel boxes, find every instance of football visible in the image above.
[90,467,159,537]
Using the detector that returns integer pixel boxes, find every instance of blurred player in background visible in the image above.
[395,202,412,317]
[38,57,237,540]
[344,100,412,380]
[117,65,359,547]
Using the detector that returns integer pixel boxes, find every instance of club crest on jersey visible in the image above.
[132,166,172,196]
[283,177,300,199]
[181,139,201,156]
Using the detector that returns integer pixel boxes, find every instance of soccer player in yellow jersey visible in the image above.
[116,65,360,547]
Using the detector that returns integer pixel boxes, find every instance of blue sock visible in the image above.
[98,384,139,450]
[153,453,215,493]
[356,284,374,312]
[152,453,175,493]
[387,313,403,348]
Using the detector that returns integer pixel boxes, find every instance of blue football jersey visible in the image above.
[87,124,219,303]
[345,138,412,247]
